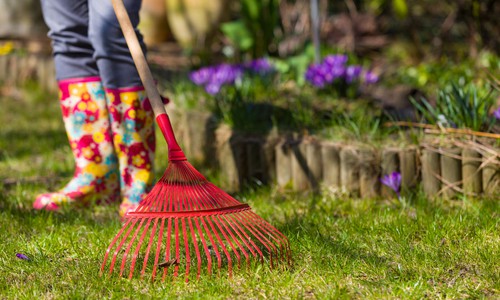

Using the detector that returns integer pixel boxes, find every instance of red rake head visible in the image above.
[101,115,291,281]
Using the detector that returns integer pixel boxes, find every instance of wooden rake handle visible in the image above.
[111,0,186,161]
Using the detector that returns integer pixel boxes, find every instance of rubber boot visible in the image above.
[34,77,120,210]
[105,87,155,217]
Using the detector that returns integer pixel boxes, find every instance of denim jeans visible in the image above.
[40,0,145,88]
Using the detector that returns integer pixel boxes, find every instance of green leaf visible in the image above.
[221,21,254,51]
[242,0,261,20]
[393,0,408,18]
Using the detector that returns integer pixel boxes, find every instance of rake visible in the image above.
[101,0,291,281]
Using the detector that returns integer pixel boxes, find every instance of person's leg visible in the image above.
[40,0,97,80]
[34,0,119,210]
[89,0,155,216]
[88,0,144,88]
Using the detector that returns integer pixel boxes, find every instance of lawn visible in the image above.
[0,84,498,299]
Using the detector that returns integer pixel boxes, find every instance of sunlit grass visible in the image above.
[0,84,498,299]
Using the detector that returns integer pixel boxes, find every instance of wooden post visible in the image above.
[40,58,51,92]
[321,142,341,189]
[261,132,280,184]
[340,146,360,196]
[46,59,57,93]
[183,110,216,165]
[482,151,499,195]
[38,56,47,90]
[440,147,462,198]
[215,125,245,192]
[359,148,380,198]
[306,139,322,193]
[246,140,264,183]
[8,54,17,86]
[0,55,7,82]
[291,139,309,191]
[399,147,419,192]
[165,106,183,144]
[18,54,30,84]
[462,147,482,195]
[27,54,39,82]
[275,138,292,188]
[420,146,441,198]
[381,148,400,197]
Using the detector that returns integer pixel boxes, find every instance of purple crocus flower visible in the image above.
[324,54,348,67]
[190,63,244,95]
[363,70,379,84]
[189,67,212,86]
[212,64,243,86]
[205,83,222,95]
[16,253,30,261]
[305,64,326,88]
[246,58,273,74]
[381,172,402,197]
[494,107,500,120]
[330,64,346,79]
[345,65,362,83]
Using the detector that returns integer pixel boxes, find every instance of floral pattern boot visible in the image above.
[105,87,155,217]
[34,77,120,210]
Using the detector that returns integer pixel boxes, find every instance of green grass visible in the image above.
[0,83,499,299]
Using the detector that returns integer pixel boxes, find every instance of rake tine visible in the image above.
[215,214,249,267]
[242,212,285,265]
[205,215,233,276]
[101,218,133,274]
[184,179,239,270]
[233,213,276,267]
[128,218,153,279]
[174,217,180,278]
[148,217,163,280]
[108,218,140,275]
[183,176,201,281]
[222,214,263,262]
[195,218,214,276]
[161,218,173,281]
[183,179,213,277]
[190,182,249,266]
[181,218,191,282]
[187,218,202,279]
[162,168,179,281]
[251,212,292,266]
[119,218,147,277]
[172,165,182,280]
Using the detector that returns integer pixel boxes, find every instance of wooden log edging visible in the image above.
[321,142,341,191]
[0,53,57,93]
[381,148,399,198]
[400,147,419,192]
[421,146,441,198]
[359,148,380,198]
[439,147,463,199]
[275,138,292,188]
[4,53,496,197]
[462,147,482,195]
[482,150,499,195]
[340,146,360,196]
[225,126,498,198]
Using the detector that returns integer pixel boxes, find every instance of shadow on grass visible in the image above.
[0,193,120,230]
[0,128,68,161]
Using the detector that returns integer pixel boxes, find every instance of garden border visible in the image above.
[2,53,498,198]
